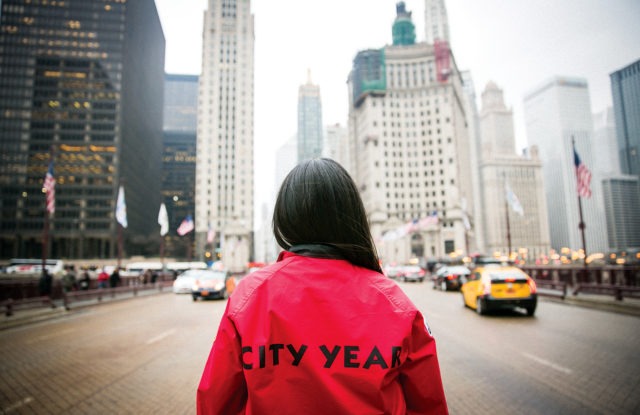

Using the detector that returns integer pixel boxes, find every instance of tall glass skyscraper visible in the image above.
[0,0,165,259]
[611,59,640,178]
[162,74,198,259]
[297,71,323,163]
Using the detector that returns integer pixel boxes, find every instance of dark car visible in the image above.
[433,265,470,291]
[190,269,235,301]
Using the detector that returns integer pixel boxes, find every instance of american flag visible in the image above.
[573,149,592,198]
[206,223,215,244]
[177,215,194,236]
[43,161,55,214]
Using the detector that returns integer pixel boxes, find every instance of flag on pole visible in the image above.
[115,185,128,228]
[43,160,55,214]
[207,223,215,244]
[418,210,439,230]
[505,182,524,216]
[177,215,194,236]
[158,203,169,236]
[573,149,592,198]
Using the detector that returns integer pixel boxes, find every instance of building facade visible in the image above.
[0,0,165,259]
[195,0,254,273]
[523,76,607,254]
[610,59,640,178]
[478,82,550,261]
[602,176,640,250]
[348,3,473,265]
[162,74,198,259]
[423,0,450,45]
[323,123,350,173]
[297,71,323,162]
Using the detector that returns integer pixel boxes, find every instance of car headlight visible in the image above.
[214,282,224,291]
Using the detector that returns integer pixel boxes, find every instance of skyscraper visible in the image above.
[610,59,640,178]
[0,0,165,259]
[196,0,254,273]
[297,71,323,162]
[348,2,473,264]
[478,82,550,261]
[323,124,350,173]
[424,0,450,44]
[524,77,607,254]
[162,74,198,259]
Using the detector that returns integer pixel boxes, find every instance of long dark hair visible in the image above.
[273,158,382,273]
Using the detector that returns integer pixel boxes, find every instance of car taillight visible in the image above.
[481,276,491,295]
[419,269,425,276]
[446,274,456,280]
[528,278,537,294]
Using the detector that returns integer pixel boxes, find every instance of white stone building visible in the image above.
[478,82,551,261]
[347,3,473,265]
[195,0,254,273]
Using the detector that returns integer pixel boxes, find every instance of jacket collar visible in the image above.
[278,244,344,262]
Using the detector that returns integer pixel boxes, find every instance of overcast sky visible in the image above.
[154,0,640,227]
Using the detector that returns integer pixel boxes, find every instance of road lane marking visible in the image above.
[146,329,176,345]
[522,352,573,375]
[4,397,34,413]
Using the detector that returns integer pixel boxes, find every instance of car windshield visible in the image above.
[440,266,469,275]
[183,270,226,280]
[488,270,525,280]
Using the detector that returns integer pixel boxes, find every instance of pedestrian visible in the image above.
[62,265,77,292]
[97,268,109,289]
[109,267,120,288]
[79,269,91,290]
[38,269,53,297]
[197,158,448,414]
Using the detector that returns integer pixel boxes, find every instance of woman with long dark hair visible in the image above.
[198,158,448,414]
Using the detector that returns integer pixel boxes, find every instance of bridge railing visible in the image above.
[522,264,640,301]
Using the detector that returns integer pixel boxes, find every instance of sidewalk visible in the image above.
[539,292,640,317]
[1,287,172,331]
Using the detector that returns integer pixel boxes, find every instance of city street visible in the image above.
[1,281,639,414]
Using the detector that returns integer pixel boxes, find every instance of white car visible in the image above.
[172,274,195,294]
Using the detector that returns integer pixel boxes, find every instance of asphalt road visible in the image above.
[1,281,639,414]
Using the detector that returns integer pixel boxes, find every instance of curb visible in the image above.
[540,295,640,318]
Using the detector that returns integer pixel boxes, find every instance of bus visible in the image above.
[4,258,65,275]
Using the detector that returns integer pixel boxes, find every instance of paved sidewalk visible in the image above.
[1,287,172,331]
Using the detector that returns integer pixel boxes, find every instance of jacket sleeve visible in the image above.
[197,303,247,415]
[400,311,449,415]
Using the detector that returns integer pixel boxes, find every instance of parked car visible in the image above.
[433,265,470,291]
[190,269,236,301]
[172,273,196,294]
[398,265,426,283]
[461,265,537,316]
[383,265,403,280]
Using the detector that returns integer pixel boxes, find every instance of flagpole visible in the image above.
[572,137,588,267]
[503,173,512,260]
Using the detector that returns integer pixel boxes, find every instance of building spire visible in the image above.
[392,2,416,46]
[307,68,312,85]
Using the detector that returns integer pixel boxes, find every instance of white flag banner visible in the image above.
[115,185,128,228]
[158,203,169,236]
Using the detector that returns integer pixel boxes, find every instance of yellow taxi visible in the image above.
[461,265,537,316]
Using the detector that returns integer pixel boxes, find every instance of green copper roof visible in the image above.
[392,2,416,45]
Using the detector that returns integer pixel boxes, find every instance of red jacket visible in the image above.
[197,252,448,414]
